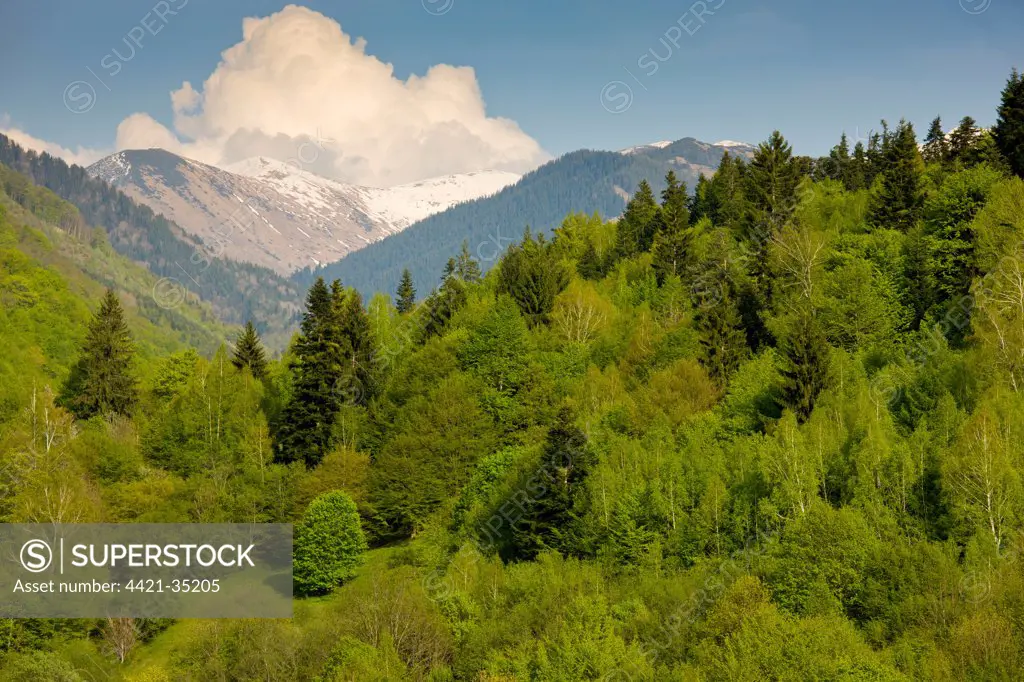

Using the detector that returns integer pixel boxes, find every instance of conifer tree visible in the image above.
[948,116,980,165]
[993,68,1024,178]
[577,238,603,280]
[695,286,747,383]
[497,231,570,326]
[396,268,416,314]
[689,173,713,224]
[511,407,593,559]
[614,180,659,258]
[336,289,376,406]
[455,240,482,282]
[707,153,750,232]
[275,278,346,468]
[922,116,949,165]
[61,289,138,419]
[779,310,831,421]
[868,120,925,232]
[231,320,268,379]
[826,133,851,183]
[848,141,868,191]
[866,130,884,185]
[660,170,690,232]
[746,131,802,239]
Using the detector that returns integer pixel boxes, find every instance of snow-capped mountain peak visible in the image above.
[87,149,520,274]
[619,140,675,155]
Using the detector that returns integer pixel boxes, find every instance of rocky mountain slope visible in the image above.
[88,150,520,275]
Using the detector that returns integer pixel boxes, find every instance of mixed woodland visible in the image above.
[0,69,1023,680]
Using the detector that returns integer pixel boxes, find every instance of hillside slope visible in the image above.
[0,134,302,337]
[0,167,233,424]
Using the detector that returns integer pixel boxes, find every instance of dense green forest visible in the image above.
[2,69,1024,680]
[0,134,302,339]
[294,139,753,303]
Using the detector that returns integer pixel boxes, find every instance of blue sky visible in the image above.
[0,0,1021,169]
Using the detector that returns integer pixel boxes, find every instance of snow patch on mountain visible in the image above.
[88,150,521,275]
[619,140,675,155]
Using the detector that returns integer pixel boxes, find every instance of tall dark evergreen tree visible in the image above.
[866,130,885,186]
[396,268,416,314]
[695,285,747,384]
[577,239,603,280]
[746,131,802,241]
[848,141,868,191]
[947,116,980,165]
[61,289,138,419]
[231,320,268,379]
[497,231,570,326]
[614,180,659,258]
[868,120,925,232]
[779,311,831,421]
[707,153,749,232]
[993,68,1024,178]
[422,260,469,339]
[922,116,949,165]
[660,170,689,232]
[826,133,851,184]
[336,290,376,406]
[275,278,346,468]
[651,170,691,285]
[688,173,713,224]
[510,407,593,560]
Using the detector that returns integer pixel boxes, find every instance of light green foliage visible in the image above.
[293,490,368,596]
[9,94,1024,681]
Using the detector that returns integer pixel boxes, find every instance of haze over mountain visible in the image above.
[87,149,521,275]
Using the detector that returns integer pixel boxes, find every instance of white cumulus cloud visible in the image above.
[0,118,108,168]
[113,4,549,186]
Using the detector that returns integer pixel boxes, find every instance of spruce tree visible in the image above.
[993,68,1024,178]
[275,278,346,468]
[746,131,802,241]
[779,310,831,421]
[660,170,690,232]
[61,289,138,419]
[866,130,884,186]
[689,173,713,224]
[396,268,416,314]
[707,153,750,232]
[695,285,747,383]
[614,180,659,258]
[336,289,376,406]
[511,407,593,559]
[948,116,980,165]
[577,239,603,280]
[868,120,925,232]
[231,320,268,379]
[497,231,570,326]
[922,116,949,165]
[849,141,868,191]
[827,133,851,183]
[455,240,482,282]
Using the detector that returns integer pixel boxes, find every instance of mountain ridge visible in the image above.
[295,136,757,299]
[88,150,521,275]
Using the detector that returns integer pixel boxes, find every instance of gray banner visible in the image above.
[0,524,292,618]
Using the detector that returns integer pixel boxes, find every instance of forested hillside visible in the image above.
[294,139,754,301]
[1,69,1024,680]
[0,134,302,337]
